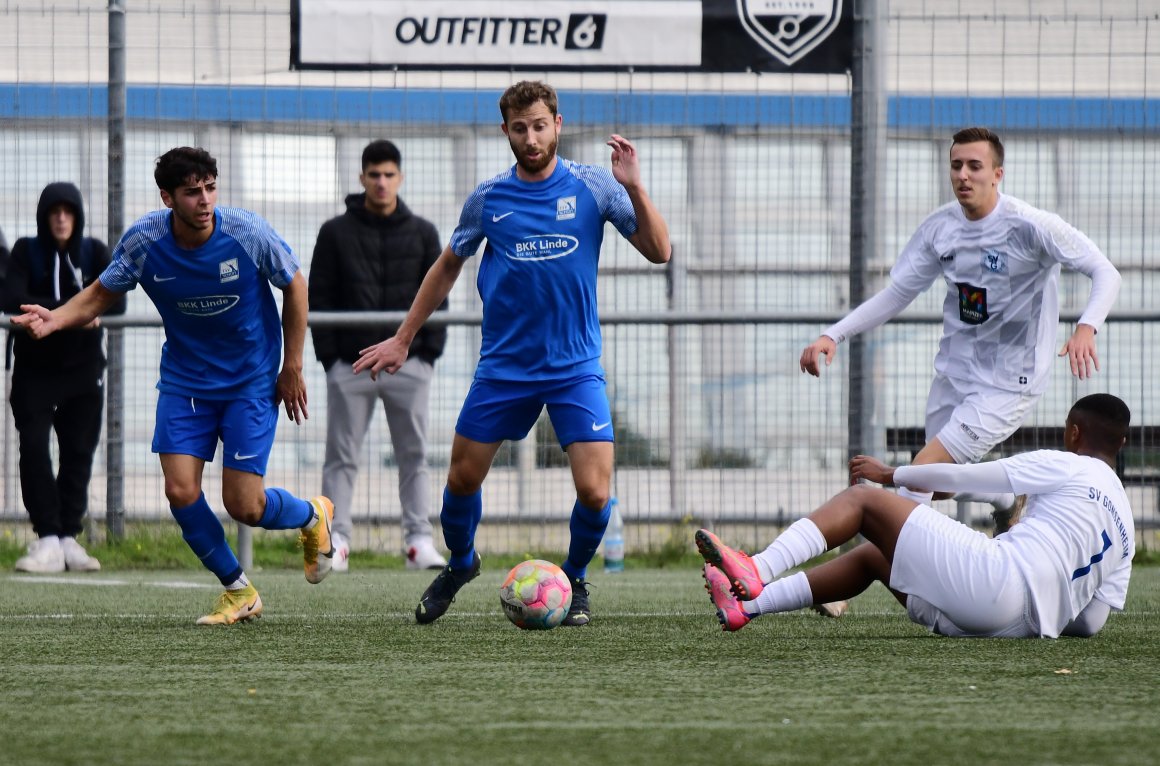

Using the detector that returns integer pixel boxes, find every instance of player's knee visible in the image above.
[575,488,610,511]
[446,471,483,496]
[164,480,201,509]
[221,494,263,526]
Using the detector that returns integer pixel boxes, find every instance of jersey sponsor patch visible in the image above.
[556,196,577,221]
[175,295,241,317]
[508,234,579,261]
[956,282,988,325]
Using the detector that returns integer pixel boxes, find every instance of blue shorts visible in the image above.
[152,393,278,475]
[455,374,613,449]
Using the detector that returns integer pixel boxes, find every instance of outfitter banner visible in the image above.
[291,0,853,73]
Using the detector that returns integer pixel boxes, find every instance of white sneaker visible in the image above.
[15,536,65,573]
[332,532,350,573]
[405,537,447,570]
[812,600,849,618]
[61,537,101,572]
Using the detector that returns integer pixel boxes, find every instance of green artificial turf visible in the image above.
[1,566,1157,766]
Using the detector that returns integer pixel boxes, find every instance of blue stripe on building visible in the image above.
[0,84,1157,131]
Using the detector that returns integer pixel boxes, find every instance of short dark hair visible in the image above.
[951,127,1004,168]
[154,147,218,194]
[362,140,402,170]
[499,80,558,124]
[1069,393,1131,454]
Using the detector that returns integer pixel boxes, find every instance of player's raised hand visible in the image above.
[800,335,837,376]
[354,335,409,381]
[10,304,58,339]
[849,455,894,486]
[1059,323,1099,380]
[607,134,642,189]
[275,367,308,424]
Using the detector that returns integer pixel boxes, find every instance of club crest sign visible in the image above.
[735,0,844,67]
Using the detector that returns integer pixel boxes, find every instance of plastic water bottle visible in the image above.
[603,497,625,573]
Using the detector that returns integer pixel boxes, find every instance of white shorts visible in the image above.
[925,375,1039,464]
[891,505,1036,637]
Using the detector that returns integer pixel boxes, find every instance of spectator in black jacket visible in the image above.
[3,182,125,573]
[309,140,448,571]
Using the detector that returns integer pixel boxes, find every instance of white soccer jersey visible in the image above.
[997,451,1134,638]
[826,194,1120,394]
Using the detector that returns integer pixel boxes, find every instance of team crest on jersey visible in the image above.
[219,258,240,283]
[556,196,577,221]
[982,249,1008,274]
[956,282,988,325]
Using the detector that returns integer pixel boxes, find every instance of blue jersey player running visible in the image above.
[356,81,672,626]
[11,147,335,625]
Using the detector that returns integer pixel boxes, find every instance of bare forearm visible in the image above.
[281,272,308,371]
[395,247,462,345]
[53,281,119,329]
[627,185,671,264]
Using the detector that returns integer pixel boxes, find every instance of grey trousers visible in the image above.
[321,358,435,542]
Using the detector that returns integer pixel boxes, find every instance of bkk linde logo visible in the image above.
[735,0,843,67]
[175,295,241,317]
[507,234,580,262]
[395,13,606,51]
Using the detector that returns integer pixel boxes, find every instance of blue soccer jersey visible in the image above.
[449,158,637,381]
[100,207,299,399]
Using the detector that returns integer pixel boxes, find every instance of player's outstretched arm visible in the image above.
[609,134,671,264]
[1058,323,1099,380]
[276,270,309,424]
[800,335,838,376]
[355,245,465,380]
[11,280,119,339]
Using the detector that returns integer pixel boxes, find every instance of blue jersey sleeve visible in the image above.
[568,163,638,240]
[99,210,170,292]
[218,208,298,287]
[449,171,510,259]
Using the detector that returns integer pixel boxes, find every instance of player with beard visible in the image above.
[356,80,671,626]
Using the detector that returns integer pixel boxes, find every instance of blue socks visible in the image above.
[441,487,483,570]
[562,499,612,581]
[258,488,314,530]
[438,491,613,579]
[171,493,242,586]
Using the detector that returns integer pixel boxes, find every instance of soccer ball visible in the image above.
[499,559,573,630]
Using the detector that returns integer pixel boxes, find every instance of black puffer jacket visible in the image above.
[2,182,125,374]
[308,194,446,368]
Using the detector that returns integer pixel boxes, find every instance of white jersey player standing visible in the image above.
[800,127,1121,532]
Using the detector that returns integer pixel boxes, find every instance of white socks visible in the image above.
[745,571,813,616]
[225,572,251,591]
[751,518,828,583]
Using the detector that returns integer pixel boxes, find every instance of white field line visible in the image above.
[7,575,212,588]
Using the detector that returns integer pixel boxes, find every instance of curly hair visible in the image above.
[154,147,218,193]
[499,81,558,123]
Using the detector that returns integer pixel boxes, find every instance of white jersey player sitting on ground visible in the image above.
[697,393,1133,638]
[800,127,1121,534]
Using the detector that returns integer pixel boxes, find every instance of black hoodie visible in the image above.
[2,182,125,374]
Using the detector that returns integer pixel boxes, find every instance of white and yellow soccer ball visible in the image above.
[499,559,573,630]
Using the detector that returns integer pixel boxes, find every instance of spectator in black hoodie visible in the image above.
[309,140,447,571]
[3,182,125,573]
